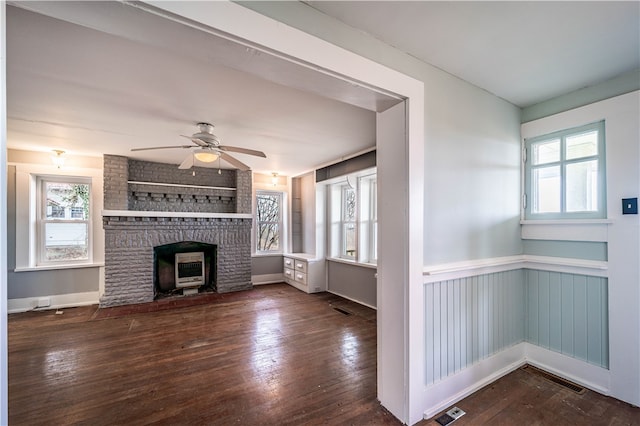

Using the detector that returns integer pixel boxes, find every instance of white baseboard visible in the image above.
[422,342,526,420]
[8,291,100,314]
[524,343,610,395]
[252,273,284,285]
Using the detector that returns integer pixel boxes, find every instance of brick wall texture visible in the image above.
[101,156,254,307]
[103,155,129,210]
[100,217,252,307]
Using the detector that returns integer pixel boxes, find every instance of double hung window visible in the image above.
[38,177,92,265]
[255,191,283,253]
[328,170,377,264]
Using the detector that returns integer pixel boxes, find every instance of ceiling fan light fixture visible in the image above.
[194,149,219,163]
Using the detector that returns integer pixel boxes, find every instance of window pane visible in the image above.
[566,130,598,160]
[257,223,279,251]
[343,223,356,257]
[532,139,560,165]
[566,160,598,212]
[342,187,356,221]
[44,222,88,261]
[256,194,280,222]
[371,222,377,261]
[532,166,560,213]
[45,182,90,219]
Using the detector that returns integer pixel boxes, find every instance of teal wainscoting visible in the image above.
[424,270,526,385]
[525,269,609,368]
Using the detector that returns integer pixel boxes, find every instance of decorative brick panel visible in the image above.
[103,155,129,210]
[101,216,252,307]
[235,170,252,214]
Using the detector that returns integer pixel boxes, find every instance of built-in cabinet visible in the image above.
[283,254,326,293]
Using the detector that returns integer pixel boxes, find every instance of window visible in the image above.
[341,185,357,259]
[38,177,92,265]
[524,121,606,219]
[256,191,282,253]
[328,170,377,264]
[368,179,378,262]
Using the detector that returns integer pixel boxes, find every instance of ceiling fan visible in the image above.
[131,122,266,171]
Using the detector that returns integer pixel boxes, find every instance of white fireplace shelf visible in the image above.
[102,210,252,219]
[128,180,236,191]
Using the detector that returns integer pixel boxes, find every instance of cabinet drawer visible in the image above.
[294,261,307,273]
[284,268,294,280]
[283,257,294,269]
[294,271,307,285]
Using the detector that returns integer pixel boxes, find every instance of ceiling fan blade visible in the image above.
[178,154,194,169]
[131,145,193,152]
[220,152,250,171]
[219,145,267,158]
[180,135,208,147]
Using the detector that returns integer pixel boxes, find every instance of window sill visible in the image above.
[252,252,284,258]
[327,257,377,269]
[521,219,612,242]
[13,262,105,273]
[520,219,613,225]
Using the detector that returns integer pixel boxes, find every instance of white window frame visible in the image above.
[36,175,92,266]
[14,163,104,272]
[524,121,606,220]
[255,190,284,254]
[327,168,377,265]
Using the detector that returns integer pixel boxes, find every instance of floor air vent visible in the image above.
[332,307,352,316]
[523,365,586,394]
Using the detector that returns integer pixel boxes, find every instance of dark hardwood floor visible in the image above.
[8,283,640,425]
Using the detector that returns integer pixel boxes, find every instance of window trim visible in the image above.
[524,120,606,220]
[13,163,104,272]
[255,190,284,254]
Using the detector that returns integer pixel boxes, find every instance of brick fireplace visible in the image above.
[100,155,253,307]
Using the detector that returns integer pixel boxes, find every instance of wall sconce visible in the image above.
[51,150,65,168]
[271,172,279,186]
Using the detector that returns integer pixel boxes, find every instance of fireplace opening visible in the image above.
[153,241,217,298]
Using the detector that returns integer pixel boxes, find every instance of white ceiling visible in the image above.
[6,2,383,176]
[7,2,639,176]
[305,1,640,107]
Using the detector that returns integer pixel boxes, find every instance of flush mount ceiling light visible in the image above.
[51,150,65,168]
[193,148,219,163]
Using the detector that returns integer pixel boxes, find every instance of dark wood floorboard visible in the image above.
[9,283,640,425]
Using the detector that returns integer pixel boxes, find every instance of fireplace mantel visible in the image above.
[102,210,252,219]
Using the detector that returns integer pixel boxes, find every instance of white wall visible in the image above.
[238,1,524,267]
[522,91,640,407]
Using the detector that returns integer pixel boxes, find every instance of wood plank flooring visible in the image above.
[8,283,640,425]
[9,284,398,425]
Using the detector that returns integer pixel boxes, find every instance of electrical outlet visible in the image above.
[37,297,51,308]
